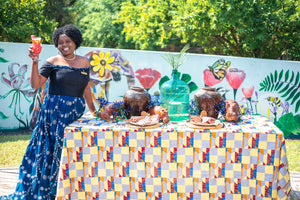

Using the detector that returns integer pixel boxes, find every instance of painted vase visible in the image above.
[123,86,151,119]
[160,69,190,121]
[194,87,222,119]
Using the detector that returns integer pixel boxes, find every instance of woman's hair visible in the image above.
[52,24,83,49]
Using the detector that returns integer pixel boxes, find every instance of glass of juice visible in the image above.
[31,35,42,55]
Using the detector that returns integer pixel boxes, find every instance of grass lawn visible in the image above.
[285,139,300,172]
[0,131,300,172]
[0,131,31,167]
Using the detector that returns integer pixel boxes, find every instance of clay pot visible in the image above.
[123,86,151,119]
[194,87,222,119]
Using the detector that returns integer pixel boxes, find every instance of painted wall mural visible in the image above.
[0,42,299,139]
[135,68,161,92]
[84,50,135,104]
[259,70,300,138]
[1,63,36,128]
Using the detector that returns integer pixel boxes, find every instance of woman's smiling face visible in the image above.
[57,34,76,56]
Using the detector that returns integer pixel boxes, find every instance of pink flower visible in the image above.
[203,69,222,87]
[1,63,36,125]
[242,86,254,99]
[1,63,35,97]
[226,68,246,89]
[135,68,161,91]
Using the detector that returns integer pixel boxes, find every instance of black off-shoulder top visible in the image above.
[39,62,90,97]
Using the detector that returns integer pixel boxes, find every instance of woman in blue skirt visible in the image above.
[0,24,98,200]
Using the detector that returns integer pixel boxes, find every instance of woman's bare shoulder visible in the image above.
[77,55,90,68]
[46,55,61,64]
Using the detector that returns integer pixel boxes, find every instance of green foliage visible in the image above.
[71,0,134,49]
[2,0,299,61]
[162,44,190,70]
[275,113,300,138]
[159,45,198,93]
[43,0,76,28]
[115,0,300,60]
[0,0,57,43]
[259,70,300,112]
[115,0,175,50]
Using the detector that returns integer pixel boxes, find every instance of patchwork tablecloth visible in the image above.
[56,114,291,200]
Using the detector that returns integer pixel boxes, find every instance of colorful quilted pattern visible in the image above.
[57,115,291,200]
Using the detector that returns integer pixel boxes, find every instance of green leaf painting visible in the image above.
[0,111,9,119]
[158,72,198,93]
[0,57,9,63]
[259,70,300,113]
[159,76,170,89]
[276,113,300,138]
[0,48,9,63]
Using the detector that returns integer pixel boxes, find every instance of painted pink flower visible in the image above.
[242,86,255,114]
[226,68,246,100]
[242,86,254,99]
[1,63,36,127]
[203,69,222,87]
[1,63,35,97]
[135,68,161,91]
[226,68,246,89]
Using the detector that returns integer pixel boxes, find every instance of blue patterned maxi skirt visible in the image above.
[0,94,86,200]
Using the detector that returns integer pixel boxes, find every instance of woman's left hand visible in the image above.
[28,46,39,61]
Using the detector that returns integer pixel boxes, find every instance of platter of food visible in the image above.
[126,114,161,129]
[186,115,223,129]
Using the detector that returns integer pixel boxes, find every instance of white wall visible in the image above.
[0,42,299,130]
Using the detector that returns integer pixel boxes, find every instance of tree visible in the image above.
[43,0,76,28]
[115,0,300,60]
[115,0,175,50]
[71,0,135,49]
[0,0,57,43]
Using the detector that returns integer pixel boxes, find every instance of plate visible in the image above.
[190,119,221,127]
[126,123,161,129]
[127,115,160,127]
[186,120,223,129]
[128,121,159,126]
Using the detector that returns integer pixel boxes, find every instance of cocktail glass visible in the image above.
[31,35,42,55]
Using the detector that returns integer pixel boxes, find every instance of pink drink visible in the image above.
[31,35,42,55]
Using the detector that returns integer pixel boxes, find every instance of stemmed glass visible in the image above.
[31,35,42,59]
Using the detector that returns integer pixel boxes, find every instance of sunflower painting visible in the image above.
[90,51,115,78]
[85,50,135,107]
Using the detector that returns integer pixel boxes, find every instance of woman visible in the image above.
[0,25,98,200]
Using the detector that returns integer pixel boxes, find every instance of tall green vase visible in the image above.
[160,69,190,121]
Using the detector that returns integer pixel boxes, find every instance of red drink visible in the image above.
[31,35,42,55]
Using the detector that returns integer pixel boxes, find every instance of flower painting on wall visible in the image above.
[203,59,231,87]
[90,51,115,78]
[0,63,36,128]
[226,68,246,100]
[135,68,161,92]
[241,86,255,114]
[85,50,135,104]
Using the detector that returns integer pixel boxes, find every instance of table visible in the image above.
[56,114,291,200]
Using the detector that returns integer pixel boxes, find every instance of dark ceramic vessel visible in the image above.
[194,87,222,119]
[123,86,151,119]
